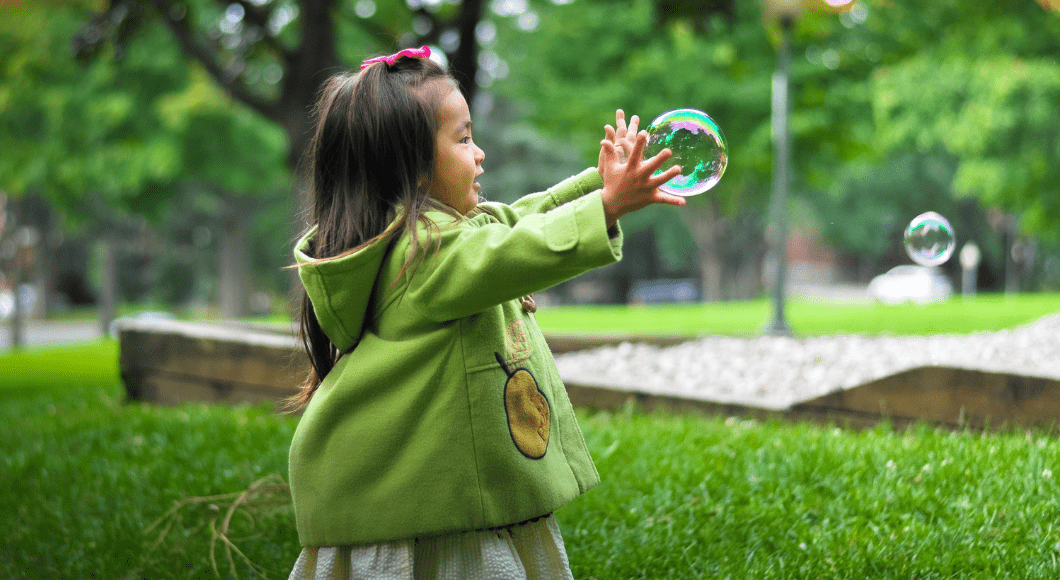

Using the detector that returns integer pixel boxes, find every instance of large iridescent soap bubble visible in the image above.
[904,211,955,266]
[644,108,728,197]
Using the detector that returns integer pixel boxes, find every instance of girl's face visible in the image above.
[426,86,485,214]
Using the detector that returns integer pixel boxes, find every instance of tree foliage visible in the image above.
[75,0,493,172]
[487,0,1060,295]
[491,0,880,298]
[0,1,187,222]
[873,56,1060,238]
[496,0,776,208]
[846,0,1060,237]
[6,0,1060,306]
[1,1,286,214]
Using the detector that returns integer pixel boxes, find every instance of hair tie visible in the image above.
[360,46,431,70]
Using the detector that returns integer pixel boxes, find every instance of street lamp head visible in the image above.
[764,0,804,20]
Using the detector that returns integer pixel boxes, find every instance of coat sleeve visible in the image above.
[477,168,604,226]
[404,189,622,322]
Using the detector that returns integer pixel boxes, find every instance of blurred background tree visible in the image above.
[1,0,190,332]
[0,0,288,333]
[0,0,1058,327]
[820,0,1060,291]
[494,0,1060,300]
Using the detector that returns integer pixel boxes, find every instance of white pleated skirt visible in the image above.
[287,515,574,580]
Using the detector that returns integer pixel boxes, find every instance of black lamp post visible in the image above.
[761,0,801,336]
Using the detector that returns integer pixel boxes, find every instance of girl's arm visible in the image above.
[404,190,621,322]
[402,110,684,322]
[477,168,603,226]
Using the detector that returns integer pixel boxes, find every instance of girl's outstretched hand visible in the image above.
[598,110,685,228]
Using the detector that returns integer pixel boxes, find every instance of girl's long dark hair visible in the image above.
[286,55,455,413]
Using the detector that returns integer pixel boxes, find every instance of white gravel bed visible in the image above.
[554,313,1060,411]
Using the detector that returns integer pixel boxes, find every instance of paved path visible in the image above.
[0,320,103,351]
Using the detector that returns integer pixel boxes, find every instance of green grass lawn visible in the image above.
[535,293,1060,336]
[3,299,1060,578]
[566,408,1060,579]
[0,340,298,579]
[49,292,1060,336]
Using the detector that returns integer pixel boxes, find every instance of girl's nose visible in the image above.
[474,144,485,164]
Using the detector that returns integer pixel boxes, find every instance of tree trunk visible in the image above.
[98,234,118,336]
[452,0,484,105]
[37,228,53,320]
[678,200,726,302]
[9,246,25,350]
[726,211,767,300]
[32,206,55,320]
[284,170,313,318]
[217,196,250,319]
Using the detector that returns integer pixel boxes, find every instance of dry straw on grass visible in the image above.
[145,473,292,580]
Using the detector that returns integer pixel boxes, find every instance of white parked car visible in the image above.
[868,265,953,304]
[0,284,38,320]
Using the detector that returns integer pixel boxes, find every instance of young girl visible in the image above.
[286,47,684,580]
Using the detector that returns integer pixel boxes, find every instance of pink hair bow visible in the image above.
[360,46,432,70]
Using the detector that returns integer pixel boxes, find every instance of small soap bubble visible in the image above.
[904,212,955,266]
[644,108,728,197]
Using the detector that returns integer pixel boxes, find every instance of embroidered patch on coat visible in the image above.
[504,319,531,368]
[495,352,550,459]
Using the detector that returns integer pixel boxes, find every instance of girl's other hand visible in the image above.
[598,110,684,228]
[601,109,639,164]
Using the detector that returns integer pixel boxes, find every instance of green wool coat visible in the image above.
[289,168,621,547]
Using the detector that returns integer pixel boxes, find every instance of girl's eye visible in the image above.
[460,136,472,144]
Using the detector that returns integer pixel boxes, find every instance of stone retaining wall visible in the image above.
[118,319,305,406]
[116,318,1060,430]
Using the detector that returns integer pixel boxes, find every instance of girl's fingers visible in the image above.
[653,191,687,207]
[641,145,674,175]
[646,164,682,188]
[599,139,620,162]
[627,130,648,166]
[615,110,627,138]
[627,115,640,136]
[604,124,616,142]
